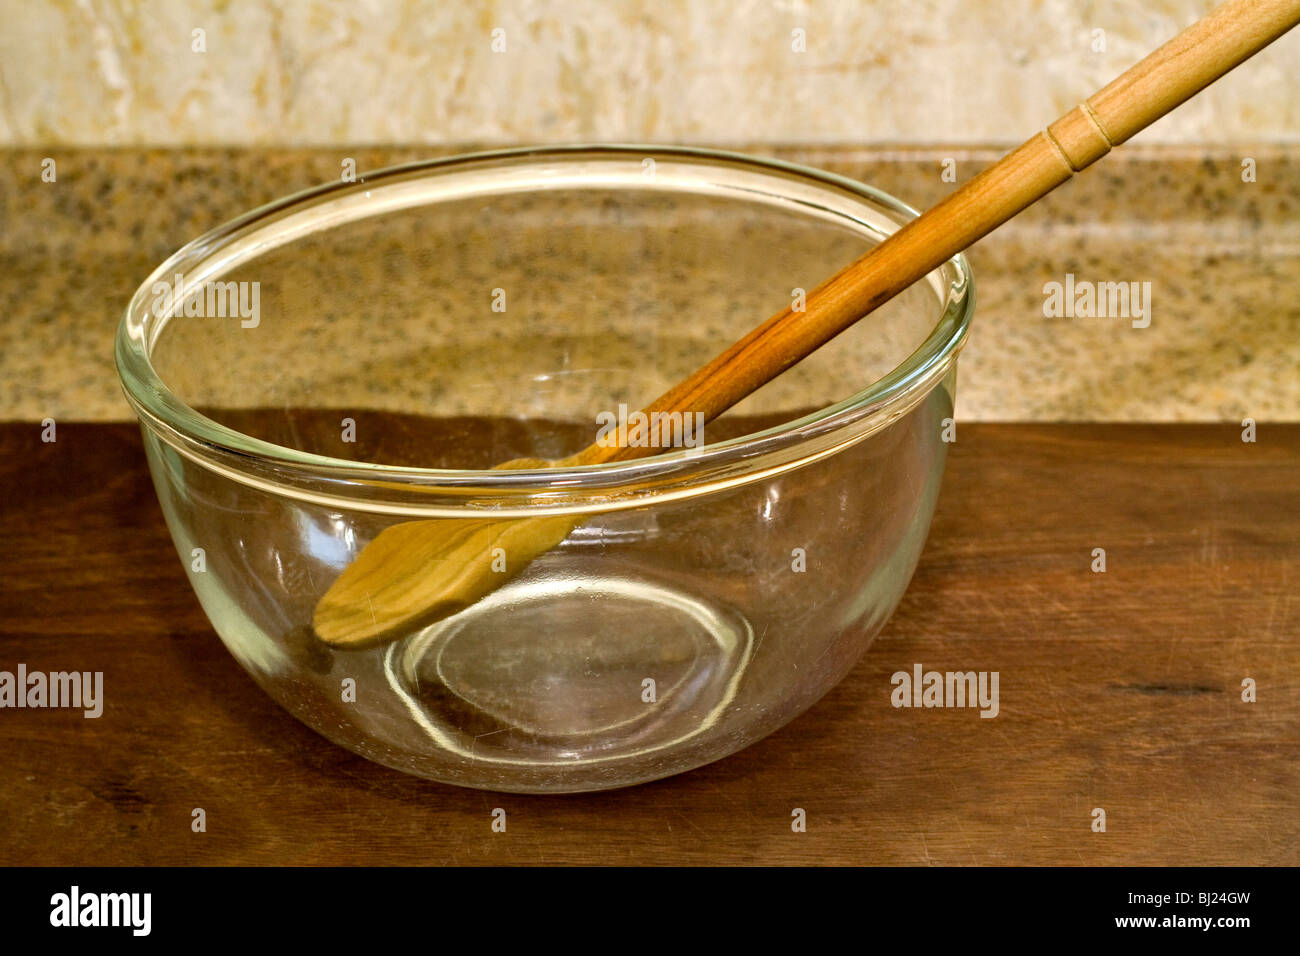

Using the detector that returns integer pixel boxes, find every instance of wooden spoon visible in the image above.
[314,0,1300,647]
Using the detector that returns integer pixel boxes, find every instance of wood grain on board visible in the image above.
[0,422,1295,865]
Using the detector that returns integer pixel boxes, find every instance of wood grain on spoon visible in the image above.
[313,0,1300,647]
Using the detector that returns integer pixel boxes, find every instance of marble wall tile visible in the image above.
[1,0,1297,147]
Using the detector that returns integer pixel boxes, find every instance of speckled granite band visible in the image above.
[1,145,1296,422]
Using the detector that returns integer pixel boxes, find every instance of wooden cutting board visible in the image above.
[0,422,1294,865]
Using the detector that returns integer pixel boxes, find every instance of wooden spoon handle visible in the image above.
[579,0,1300,465]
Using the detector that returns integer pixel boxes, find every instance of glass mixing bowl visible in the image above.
[115,146,972,793]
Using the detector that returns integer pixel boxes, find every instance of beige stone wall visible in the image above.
[3,0,1297,146]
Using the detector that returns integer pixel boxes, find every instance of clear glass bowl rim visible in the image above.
[115,144,974,512]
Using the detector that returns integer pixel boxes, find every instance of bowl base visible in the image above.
[388,567,754,768]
